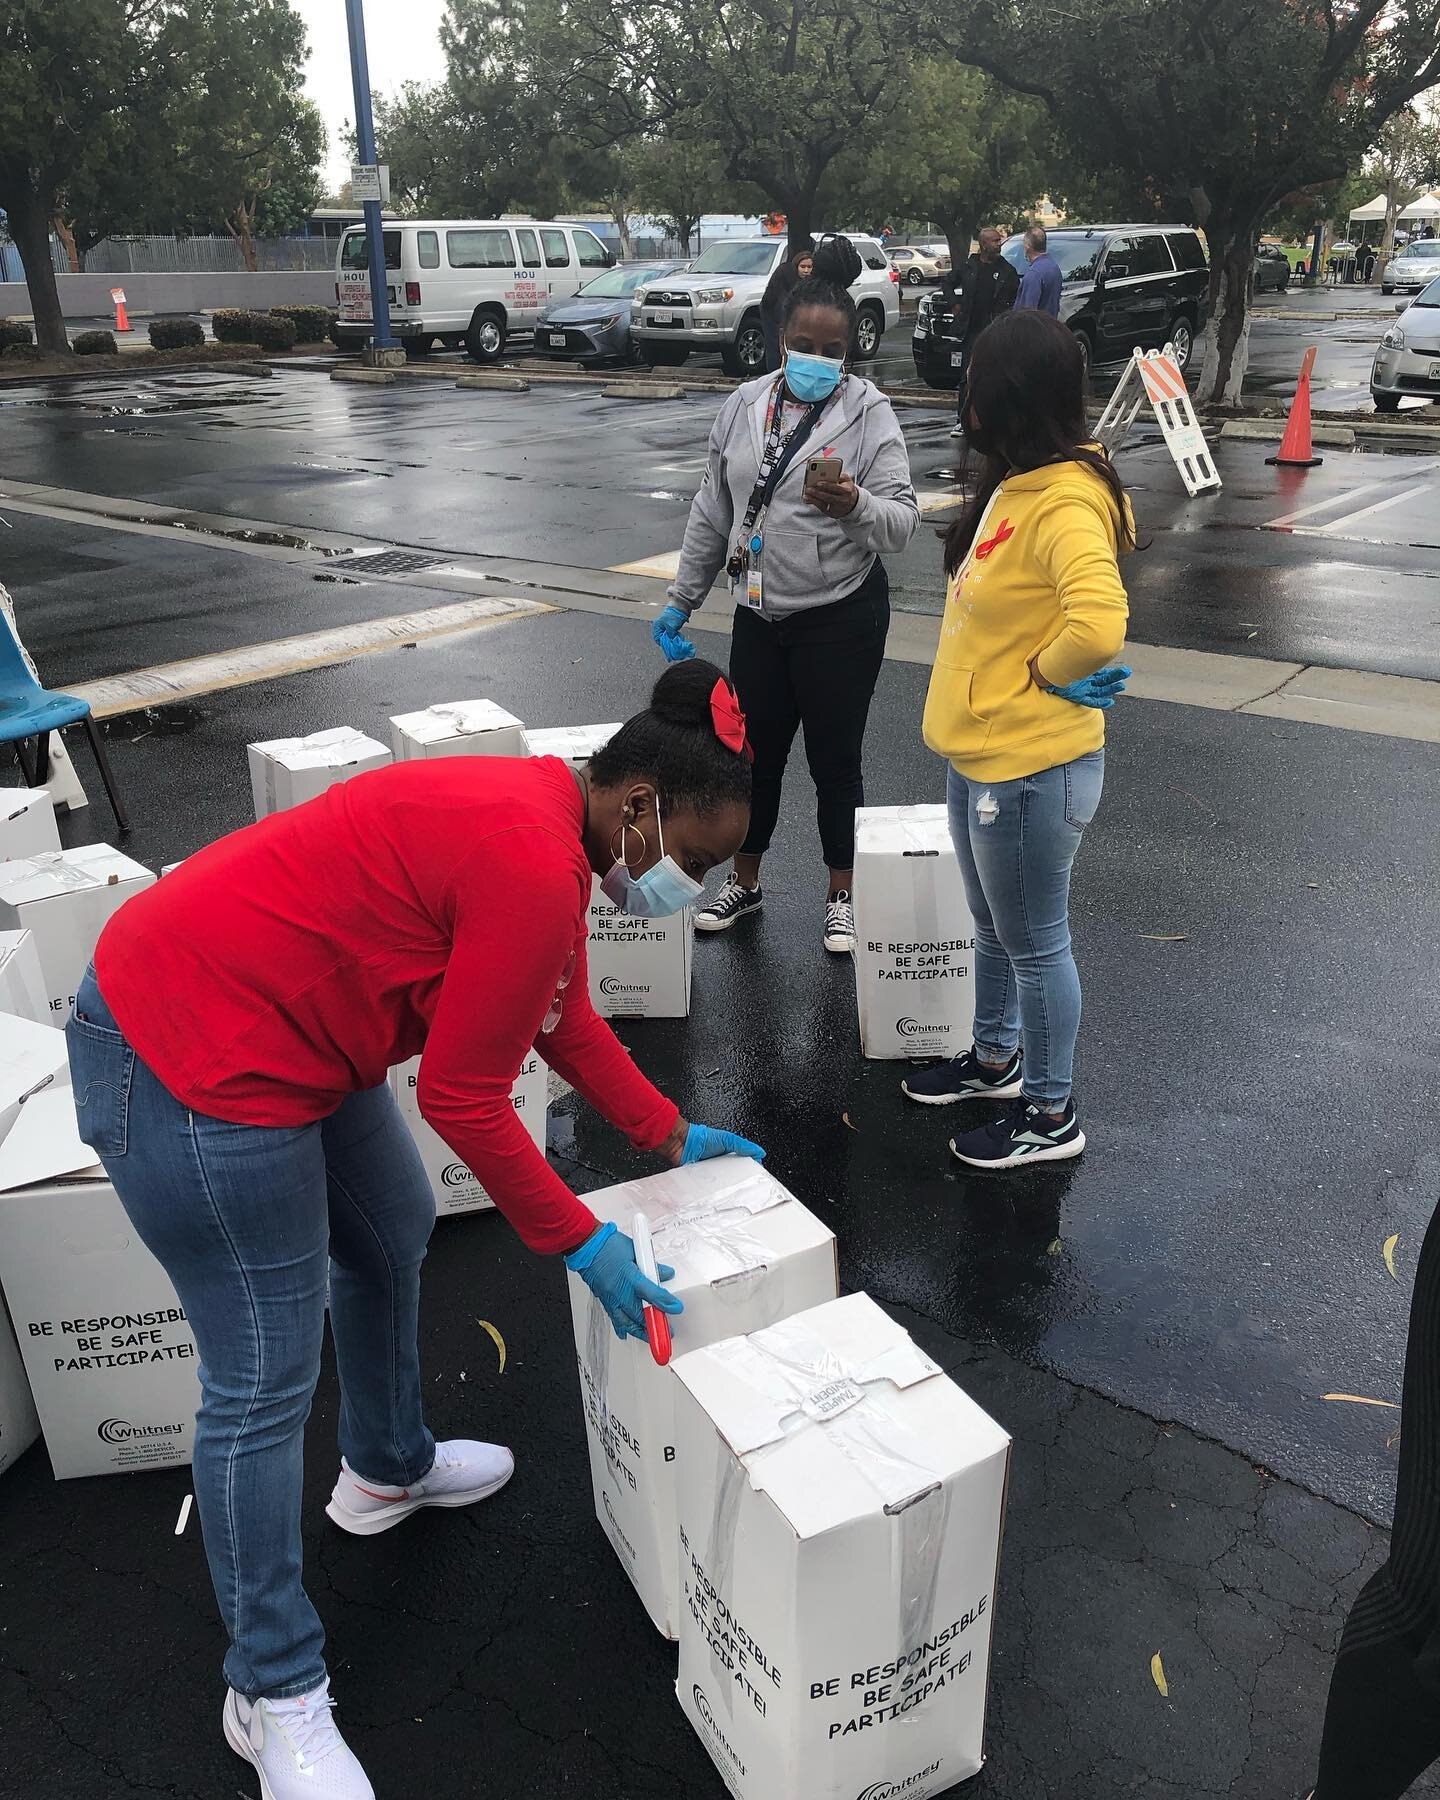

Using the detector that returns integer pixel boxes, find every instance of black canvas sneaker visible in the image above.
[696,876,762,933]
[949,1099,1085,1167]
[901,1047,1024,1106]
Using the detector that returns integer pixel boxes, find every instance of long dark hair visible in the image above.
[589,659,751,816]
[942,310,1136,576]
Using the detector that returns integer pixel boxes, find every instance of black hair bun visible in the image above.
[813,235,863,289]
[650,656,729,728]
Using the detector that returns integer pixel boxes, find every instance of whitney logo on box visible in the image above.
[599,976,649,997]
[692,1686,747,1780]
[441,1163,475,1190]
[97,1417,185,1445]
[856,1762,944,1800]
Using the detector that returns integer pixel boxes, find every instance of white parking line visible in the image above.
[1263,459,1440,530]
[1297,482,1434,534]
[610,551,681,579]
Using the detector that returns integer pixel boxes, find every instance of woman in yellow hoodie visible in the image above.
[903,309,1131,1167]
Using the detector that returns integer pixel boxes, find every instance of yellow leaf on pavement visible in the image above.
[476,1318,507,1375]
[1322,1393,1398,1408]
[1151,1652,1169,1697]
[1383,1234,1399,1280]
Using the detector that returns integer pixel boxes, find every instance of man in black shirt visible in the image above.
[945,226,1020,435]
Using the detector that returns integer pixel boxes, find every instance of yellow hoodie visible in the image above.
[922,458,1131,782]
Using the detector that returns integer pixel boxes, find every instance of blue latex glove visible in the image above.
[652,602,696,663]
[565,1220,685,1341]
[1045,665,1131,710]
[679,1123,767,1165]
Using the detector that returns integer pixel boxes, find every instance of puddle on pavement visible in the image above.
[292,461,393,478]
[165,519,352,554]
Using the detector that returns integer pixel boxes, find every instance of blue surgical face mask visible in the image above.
[600,795,703,918]
[783,349,845,403]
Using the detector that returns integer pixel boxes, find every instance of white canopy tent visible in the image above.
[1349,189,1440,222]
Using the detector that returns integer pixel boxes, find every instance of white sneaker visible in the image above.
[223,1680,374,1800]
[949,422,965,438]
[824,890,856,954]
[325,1437,514,1536]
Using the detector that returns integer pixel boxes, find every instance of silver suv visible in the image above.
[631,235,900,376]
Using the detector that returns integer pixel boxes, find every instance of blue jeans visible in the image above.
[65,967,436,1701]
[947,752,1104,1109]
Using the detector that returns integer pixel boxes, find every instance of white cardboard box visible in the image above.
[391,1051,548,1217]
[247,727,393,819]
[0,1016,200,1479]
[0,1290,40,1480]
[587,879,693,1020]
[523,723,621,769]
[568,1157,837,1639]
[673,1292,1010,1800]
[0,931,49,1024]
[852,804,975,1060]
[0,846,155,1024]
[0,788,61,860]
[389,700,527,762]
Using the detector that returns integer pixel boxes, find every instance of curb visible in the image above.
[455,372,530,392]
[1220,420,1356,447]
[603,382,687,399]
[331,366,396,385]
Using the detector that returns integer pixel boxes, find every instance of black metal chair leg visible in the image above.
[81,716,129,835]
[34,731,51,784]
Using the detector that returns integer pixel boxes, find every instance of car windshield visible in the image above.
[685,241,780,276]
[577,266,673,298]
[1415,276,1440,306]
[1399,240,1439,258]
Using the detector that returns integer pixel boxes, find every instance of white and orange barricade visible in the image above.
[1095,344,1222,497]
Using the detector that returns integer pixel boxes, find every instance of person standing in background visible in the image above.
[760,241,816,373]
[946,226,1020,437]
[1308,1196,1440,1800]
[1016,225,1063,316]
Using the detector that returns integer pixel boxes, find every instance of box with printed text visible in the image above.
[0,1287,39,1481]
[587,879,693,1020]
[672,1292,1010,1800]
[391,1051,548,1217]
[0,847,155,1023]
[568,1157,837,1639]
[390,699,527,762]
[0,1016,200,1479]
[248,727,393,819]
[852,805,974,1060]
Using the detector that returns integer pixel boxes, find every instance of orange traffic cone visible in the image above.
[112,289,131,333]
[1267,344,1321,468]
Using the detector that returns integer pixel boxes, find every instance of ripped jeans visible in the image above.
[946,752,1104,1109]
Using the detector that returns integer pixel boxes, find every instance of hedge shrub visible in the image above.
[0,319,35,350]
[268,304,335,342]
[148,317,206,351]
[73,329,118,356]
[210,308,298,350]
[1,343,44,363]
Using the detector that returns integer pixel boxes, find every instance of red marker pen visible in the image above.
[632,1212,672,1365]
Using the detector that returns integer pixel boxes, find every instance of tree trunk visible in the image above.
[226,198,260,273]
[6,178,68,353]
[1376,182,1400,283]
[1196,217,1259,407]
[787,189,819,252]
[52,215,83,275]
[609,193,635,259]
[939,213,976,280]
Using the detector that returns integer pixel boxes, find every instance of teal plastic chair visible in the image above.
[0,610,128,832]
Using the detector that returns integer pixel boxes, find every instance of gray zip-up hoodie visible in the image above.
[667,372,920,620]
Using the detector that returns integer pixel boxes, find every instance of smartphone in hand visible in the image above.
[804,453,845,493]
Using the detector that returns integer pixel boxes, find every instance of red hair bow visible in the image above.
[711,678,753,761]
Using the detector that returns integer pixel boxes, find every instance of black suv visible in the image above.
[912,223,1210,388]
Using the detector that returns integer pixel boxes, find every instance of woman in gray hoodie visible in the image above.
[651,270,919,953]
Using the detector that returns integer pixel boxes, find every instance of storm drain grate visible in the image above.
[329,549,451,576]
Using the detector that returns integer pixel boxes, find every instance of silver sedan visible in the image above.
[534,261,688,366]
[1371,276,1440,411]
[1381,240,1440,294]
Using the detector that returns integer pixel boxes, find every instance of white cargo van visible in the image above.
[334,219,616,360]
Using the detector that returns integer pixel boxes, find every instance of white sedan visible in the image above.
[1371,276,1440,412]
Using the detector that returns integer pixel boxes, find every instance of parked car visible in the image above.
[629,233,900,377]
[1381,238,1440,295]
[1371,275,1440,411]
[533,260,689,366]
[911,222,1209,388]
[887,244,950,286]
[1252,245,1292,294]
[332,219,615,359]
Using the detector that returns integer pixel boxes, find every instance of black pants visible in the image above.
[1314,1197,1440,1799]
[728,562,889,872]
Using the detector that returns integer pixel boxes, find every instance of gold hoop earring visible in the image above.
[609,820,648,870]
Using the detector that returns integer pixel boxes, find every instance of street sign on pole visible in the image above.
[343,0,396,352]
[349,163,390,205]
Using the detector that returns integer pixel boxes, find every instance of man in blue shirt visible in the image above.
[1016,224,1062,316]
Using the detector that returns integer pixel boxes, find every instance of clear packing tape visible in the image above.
[703,1316,950,1722]
[855,804,951,943]
[260,726,383,768]
[427,701,519,736]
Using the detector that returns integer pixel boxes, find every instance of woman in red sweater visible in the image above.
[65,660,759,1800]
